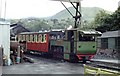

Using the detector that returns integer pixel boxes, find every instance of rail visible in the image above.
[84,64,120,76]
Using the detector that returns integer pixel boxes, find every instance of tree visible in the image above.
[91,10,110,29]
[92,7,120,33]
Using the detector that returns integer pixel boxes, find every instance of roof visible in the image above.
[10,23,30,32]
[20,31,49,35]
[80,30,102,35]
[100,30,120,38]
[10,22,31,37]
[20,30,64,35]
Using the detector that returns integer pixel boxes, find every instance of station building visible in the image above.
[97,30,120,50]
[96,30,120,59]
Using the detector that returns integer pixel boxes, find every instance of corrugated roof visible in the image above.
[100,30,120,38]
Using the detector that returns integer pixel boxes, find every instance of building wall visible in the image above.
[0,21,10,65]
[101,38,108,49]
[115,37,120,50]
[108,38,115,49]
[97,38,101,48]
[98,37,119,50]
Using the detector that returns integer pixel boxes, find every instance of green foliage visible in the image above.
[90,10,110,31]
[95,7,120,32]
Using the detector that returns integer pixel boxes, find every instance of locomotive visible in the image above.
[16,29,101,63]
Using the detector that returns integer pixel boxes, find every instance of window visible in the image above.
[23,35,26,41]
[41,34,44,43]
[34,35,38,42]
[101,38,108,49]
[79,35,95,41]
[115,37,120,49]
[43,34,47,43]
[18,35,22,42]
[38,34,42,43]
[26,35,29,42]
[30,35,33,42]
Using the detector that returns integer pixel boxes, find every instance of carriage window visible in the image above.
[18,35,22,42]
[26,35,29,42]
[43,34,47,43]
[23,35,26,41]
[34,35,38,42]
[30,35,33,42]
[42,34,44,42]
[38,34,42,43]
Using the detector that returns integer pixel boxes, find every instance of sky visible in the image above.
[0,0,120,19]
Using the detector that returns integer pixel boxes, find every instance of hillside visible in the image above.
[9,7,112,32]
[50,7,111,21]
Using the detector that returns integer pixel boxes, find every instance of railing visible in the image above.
[84,64,120,76]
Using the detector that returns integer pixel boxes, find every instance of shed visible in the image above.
[10,22,30,40]
[98,30,120,50]
[0,21,10,65]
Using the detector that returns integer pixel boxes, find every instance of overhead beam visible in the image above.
[51,0,82,3]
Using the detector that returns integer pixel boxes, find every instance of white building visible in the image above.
[0,21,10,65]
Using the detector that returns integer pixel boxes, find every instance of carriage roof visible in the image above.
[19,31,49,35]
[19,29,101,36]
[19,29,64,35]
[79,30,102,35]
[65,28,101,35]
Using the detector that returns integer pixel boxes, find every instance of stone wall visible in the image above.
[93,48,119,60]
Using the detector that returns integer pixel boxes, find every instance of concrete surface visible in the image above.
[2,55,84,74]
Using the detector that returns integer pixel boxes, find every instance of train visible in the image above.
[10,0,102,63]
[16,29,101,63]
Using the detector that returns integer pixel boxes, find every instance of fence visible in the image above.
[84,64,120,76]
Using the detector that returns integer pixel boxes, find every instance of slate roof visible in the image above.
[10,22,30,36]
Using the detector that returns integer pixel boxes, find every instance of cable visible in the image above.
[61,1,74,17]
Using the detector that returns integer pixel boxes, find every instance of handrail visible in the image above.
[84,64,120,76]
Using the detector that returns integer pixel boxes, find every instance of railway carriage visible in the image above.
[16,29,101,63]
